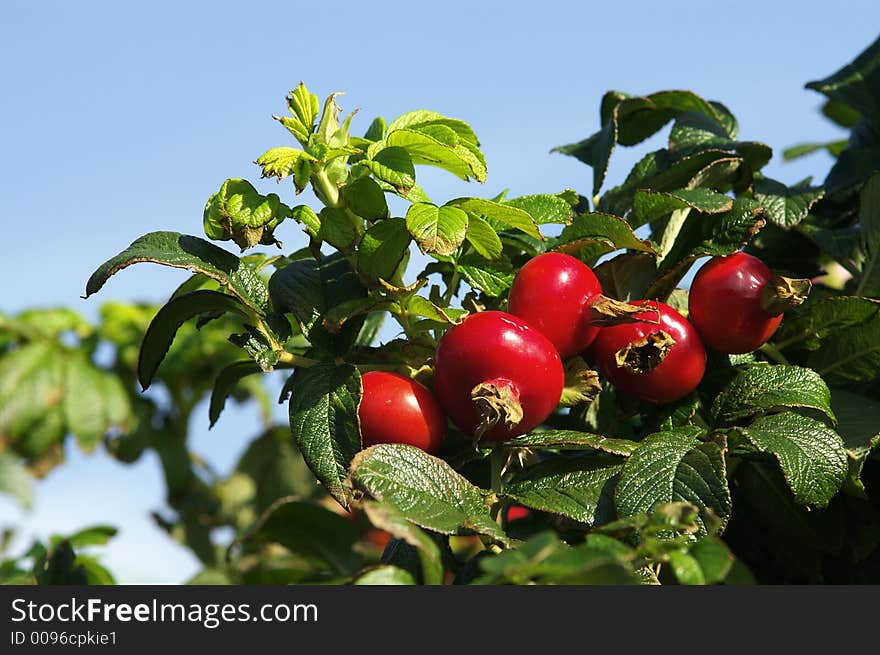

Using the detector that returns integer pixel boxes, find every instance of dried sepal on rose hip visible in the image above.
[507,252,644,358]
[688,251,811,354]
[432,311,564,442]
[591,300,706,404]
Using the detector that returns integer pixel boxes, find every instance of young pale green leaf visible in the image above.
[830,389,880,497]
[503,454,624,525]
[405,203,469,256]
[631,188,733,228]
[782,141,848,161]
[383,129,486,182]
[255,147,315,181]
[405,296,465,325]
[711,364,836,427]
[0,452,33,509]
[500,430,639,456]
[615,428,730,535]
[269,253,367,356]
[361,501,444,585]
[203,179,292,250]
[363,116,387,141]
[63,353,132,451]
[805,36,880,124]
[857,172,880,296]
[276,83,319,144]
[352,566,417,585]
[752,177,825,229]
[387,110,480,146]
[341,177,389,220]
[288,364,362,509]
[85,231,270,313]
[290,205,321,239]
[361,146,416,192]
[349,443,509,545]
[356,218,411,283]
[736,412,847,507]
[464,213,503,260]
[209,360,263,428]
[449,197,543,241]
[503,193,574,225]
[138,290,251,389]
[552,212,657,263]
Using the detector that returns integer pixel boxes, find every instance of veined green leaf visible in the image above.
[288,364,362,508]
[349,444,509,545]
[405,203,469,256]
[85,231,270,313]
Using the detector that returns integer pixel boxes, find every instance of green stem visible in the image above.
[276,351,321,367]
[758,342,790,365]
[313,167,341,208]
[442,268,461,305]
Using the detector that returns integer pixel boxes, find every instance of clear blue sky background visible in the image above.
[1,1,877,582]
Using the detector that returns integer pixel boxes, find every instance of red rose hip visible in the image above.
[433,311,564,441]
[592,300,706,404]
[508,252,604,357]
[358,371,447,453]
[688,251,811,354]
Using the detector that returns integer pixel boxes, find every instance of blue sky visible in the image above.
[1,1,877,582]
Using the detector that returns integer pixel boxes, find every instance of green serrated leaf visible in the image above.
[361,501,444,585]
[341,177,389,220]
[450,197,543,241]
[85,231,270,313]
[457,257,516,297]
[500,430,639,456]
[753,177,825,229]
[615,428,730,535]
[138,290,250,389]
[269,253,367,356]
[288,364,362,508]
[255,147,314,181]
[631,188,733,229]
[464,213,503,260]
[504,193,573,225]
[209,360,262,428]
[711,364,835,427]
[356,218,411,283]
[349,444,509,545]
[830,389,880,497]
[362,146,416,192]
[736,412,847,507]
[552,212,656,263]
[405,203,469,256]
[503,454,623,525]
[805,36,880,123]
[857,173,880,296]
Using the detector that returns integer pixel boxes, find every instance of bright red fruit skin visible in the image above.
[358,371,447,453]
[689,252,783,354]
[592,301,706,404]
[508,252,603,357]
[433,311,564,441]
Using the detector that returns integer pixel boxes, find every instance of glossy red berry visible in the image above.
[433,311,564,441]
[689,252,784,354]
[358,371,447,453]
[508,252,603,357]
[592,301,706,404]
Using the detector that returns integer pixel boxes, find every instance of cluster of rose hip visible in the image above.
[358,251,807,454]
